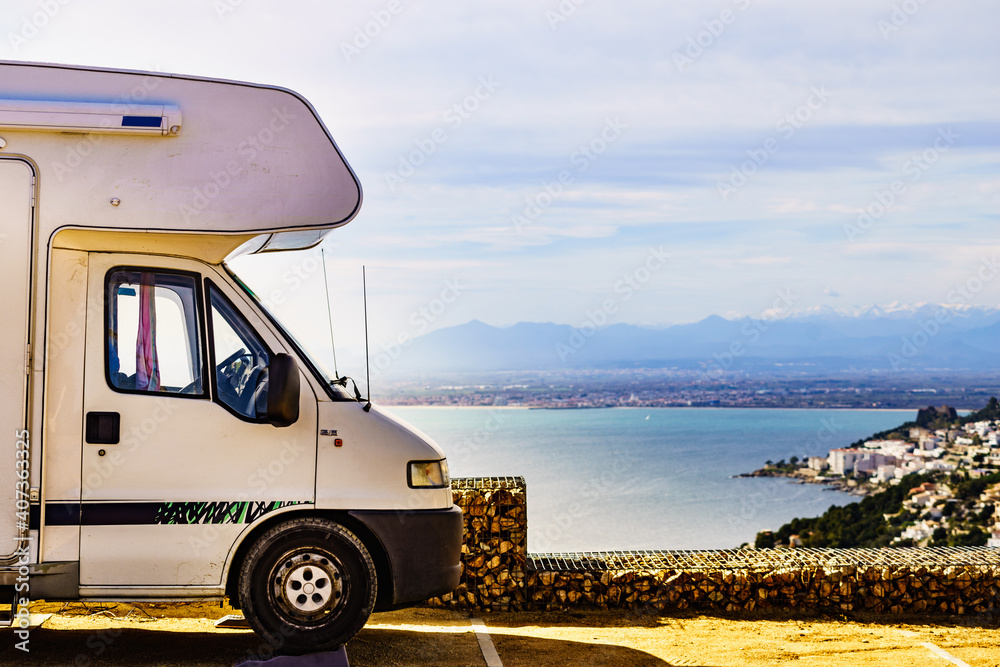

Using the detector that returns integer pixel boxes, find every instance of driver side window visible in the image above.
[208,283,271,421]
[106,269,204,396]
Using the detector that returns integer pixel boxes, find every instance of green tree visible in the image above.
[979,504,995,524]
[960,397,1000,425]
[755,531,776,549]
[955,473,1000,500]
[766,473,932,548]
[950,527,988,547]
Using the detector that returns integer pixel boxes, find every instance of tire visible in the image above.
[239,518,377,654]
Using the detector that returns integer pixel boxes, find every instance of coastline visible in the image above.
[735,467,871,497]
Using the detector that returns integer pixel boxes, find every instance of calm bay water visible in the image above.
[389,406,910,552]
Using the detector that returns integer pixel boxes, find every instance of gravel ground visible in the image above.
[2,602,999,666]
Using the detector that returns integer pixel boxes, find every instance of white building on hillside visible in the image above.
[873,464,897,484]
[899,520,938,543]
[828,448,862,475]
[807,456,829,472]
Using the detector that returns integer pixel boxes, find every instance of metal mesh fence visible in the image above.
[529,547,1000,573]
[452,476,526,491]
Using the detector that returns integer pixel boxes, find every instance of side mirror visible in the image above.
[266,353,300,427]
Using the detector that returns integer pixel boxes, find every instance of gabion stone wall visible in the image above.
[526,559,1000,615]
[425,477,527,611]
[426,477,1000,615]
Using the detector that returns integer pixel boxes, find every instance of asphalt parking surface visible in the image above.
[2,604,1000,666]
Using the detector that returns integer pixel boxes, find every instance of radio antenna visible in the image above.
[320,248,340,379]
[362,265,372,412]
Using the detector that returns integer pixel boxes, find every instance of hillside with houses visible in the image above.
[750,398,1000,549]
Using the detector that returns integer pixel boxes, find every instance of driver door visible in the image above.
[79,254,317,590]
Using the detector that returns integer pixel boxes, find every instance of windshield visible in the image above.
[224,265,356,402]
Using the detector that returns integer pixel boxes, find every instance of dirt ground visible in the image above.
[2,602,1000,666]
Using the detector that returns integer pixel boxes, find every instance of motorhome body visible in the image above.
[0,61,461,653]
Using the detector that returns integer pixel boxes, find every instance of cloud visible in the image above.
[5,0,997,345]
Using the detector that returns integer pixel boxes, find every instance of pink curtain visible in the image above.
[135,273,160,391]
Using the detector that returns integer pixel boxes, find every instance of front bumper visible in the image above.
[350,504,463,609]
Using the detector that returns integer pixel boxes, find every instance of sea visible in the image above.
[388,406,912,553]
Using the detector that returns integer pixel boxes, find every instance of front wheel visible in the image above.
[239,518,377,654]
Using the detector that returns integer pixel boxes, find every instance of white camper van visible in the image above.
[0,61,462,653]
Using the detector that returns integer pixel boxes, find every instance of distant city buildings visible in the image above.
[380,372,1000,411]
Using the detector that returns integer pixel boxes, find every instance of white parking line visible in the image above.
[470,618,504,667]
[28,613,53,629]
[921,642,972,667]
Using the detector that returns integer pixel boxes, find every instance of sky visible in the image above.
[3,0,999,367]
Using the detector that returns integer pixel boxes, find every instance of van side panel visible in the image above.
[40,248,89,562]
[76,252,318,588]
[0,158,34,561]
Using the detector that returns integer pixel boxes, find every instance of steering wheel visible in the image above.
[218,348,248,372]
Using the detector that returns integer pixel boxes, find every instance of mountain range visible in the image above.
[379,304,1000,376]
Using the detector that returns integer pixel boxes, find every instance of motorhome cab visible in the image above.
[0,61,462,653]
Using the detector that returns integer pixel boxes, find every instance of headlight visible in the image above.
[408,459,450,488]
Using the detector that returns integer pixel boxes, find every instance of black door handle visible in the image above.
[85,412,120,444]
